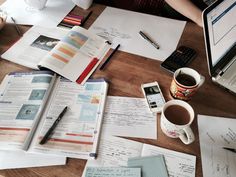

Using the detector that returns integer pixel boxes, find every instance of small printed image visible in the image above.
[85,83,102,91]
[79,104,98,122]
[78,94,91,103]
[29,89,46,100]
[62,31,88,49]
[31,35,60,51]
[32,76,52,83]
[16,104,40,120]
[78,95,100,104]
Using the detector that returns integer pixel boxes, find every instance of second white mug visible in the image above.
[72,0,93,10]
[24,0,48,10]
[160,99,195,145]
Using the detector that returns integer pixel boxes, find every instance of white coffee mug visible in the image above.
[72,0,93,10]
[160,99,195,144]
[24,0,48,10]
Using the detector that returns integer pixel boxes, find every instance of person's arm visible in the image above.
[165,0,203,27]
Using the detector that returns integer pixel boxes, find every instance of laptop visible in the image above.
[203,0,236,94]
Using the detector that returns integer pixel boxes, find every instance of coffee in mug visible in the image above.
[160,99,195,145]
[164,105,190,125]
[170,67,205,101]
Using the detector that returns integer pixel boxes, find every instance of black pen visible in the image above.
[139,31,160,49]
[39,106,68,145]
[100,44,120,70]
[223,147,236,153]
[81,11,93,26]
[11,17,22,36]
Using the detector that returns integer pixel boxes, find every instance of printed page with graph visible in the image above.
[38,26,110,85]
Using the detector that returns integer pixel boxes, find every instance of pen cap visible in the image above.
[72,0,93,10]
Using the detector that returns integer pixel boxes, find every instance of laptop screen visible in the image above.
[203,0,236,74]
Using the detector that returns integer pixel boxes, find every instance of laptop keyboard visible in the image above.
[217,59,236,91]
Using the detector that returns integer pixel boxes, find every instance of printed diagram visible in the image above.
[29,89,46,100]
[63,31,88,49]
[16,104,40,120]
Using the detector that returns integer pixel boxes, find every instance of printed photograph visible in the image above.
[31,35,60,51]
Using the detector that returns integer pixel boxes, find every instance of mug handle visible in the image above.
[179,126,195,145]
[198,75,205,88]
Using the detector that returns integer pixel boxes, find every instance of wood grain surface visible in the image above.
[0,2,235,177]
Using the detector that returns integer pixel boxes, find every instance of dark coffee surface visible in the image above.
[164,105,190,125]
[176,73,196,86]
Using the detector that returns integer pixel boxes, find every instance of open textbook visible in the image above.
[1,26,110,84]
[0,71,108,159]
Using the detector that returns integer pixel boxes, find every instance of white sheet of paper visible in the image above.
[0,150,66,169]
[102,96,157,139]
[89,7,186,61]
[198,115,236,177]
[83,135,196,177]
[0,0,75,27]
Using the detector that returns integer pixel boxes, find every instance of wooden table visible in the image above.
[0,3,236,177]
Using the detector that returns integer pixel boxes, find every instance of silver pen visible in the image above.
[139,31,160,49]
[11,17,22,36]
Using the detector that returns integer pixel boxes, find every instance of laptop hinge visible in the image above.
[216,56,236,78]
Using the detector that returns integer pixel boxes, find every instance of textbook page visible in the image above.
[198,115,236,177]
[1,26,69,69]
[102,96,157,139]
[0,0,75,28]
[0,150,66,169]
[83,135,196,177]
[39,26,110,84]
[30,78,108,159]
[89,7,186,61]
[0,71,56,151]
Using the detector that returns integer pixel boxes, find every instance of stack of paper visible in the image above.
[198,115,236,177]
[127,155,168,177]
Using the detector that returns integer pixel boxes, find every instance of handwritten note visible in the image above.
[89,7,186,61]
[198,115,236,177]
[102,96,157,139]
[85,167,141,177]
[141,144,196,177]
[83,135,196,177]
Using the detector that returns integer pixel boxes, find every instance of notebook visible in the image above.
[202,0,236,94]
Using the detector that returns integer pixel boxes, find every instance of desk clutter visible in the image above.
[0,1,236,177]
